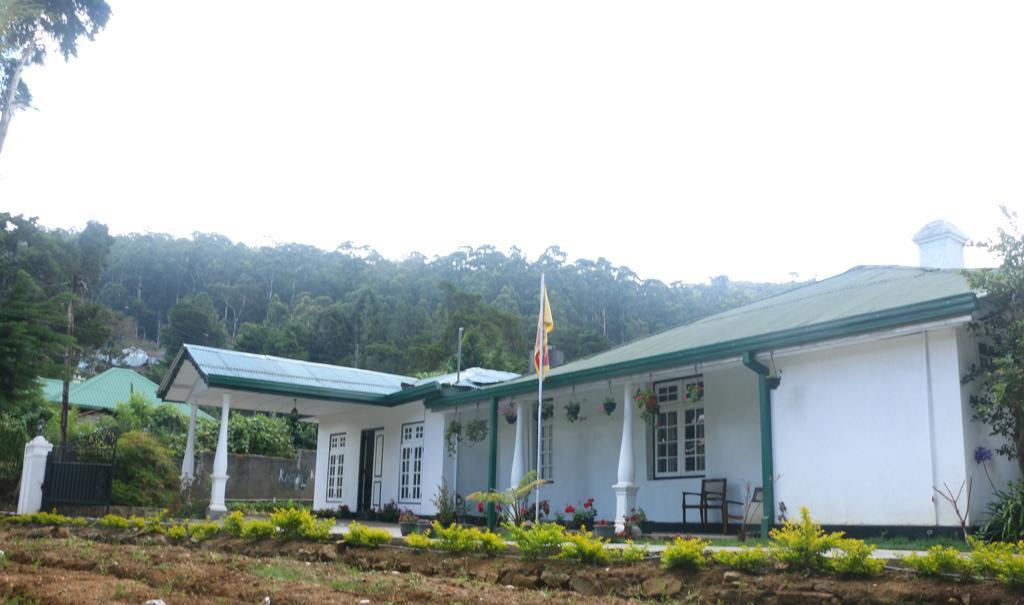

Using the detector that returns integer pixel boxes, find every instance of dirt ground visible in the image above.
[1,526,1022,604]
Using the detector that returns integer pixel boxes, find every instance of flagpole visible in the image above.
[535,272,545,524]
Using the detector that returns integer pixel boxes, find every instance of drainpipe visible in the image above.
[487,396,498,531]
[743,352,779,538]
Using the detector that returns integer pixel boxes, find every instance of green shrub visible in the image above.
[345,521,392,547]
[504,522,567,559]
[615,540,649,563]
[111,431,179,507]
[221,511,246,538]
[968,539,1015,577]
[558,531,611,565]
[167,524,187,541]
[768,507,843,573]
[187,521,221,542]
[405,532,433,551]
[267,507,331,540]
[1,511,85,526]
[229,499,311,515]
[660,537,708,570]
[430,522,505,555]
[979,481,1024,542]
[97,514,131,530]
[242,520,277,540]
[903,545,976,581]
[713,546,770,572]
[830,538,883,576]
[998,551,1024,586]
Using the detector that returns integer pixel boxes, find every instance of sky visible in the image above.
[1,1,1022,284]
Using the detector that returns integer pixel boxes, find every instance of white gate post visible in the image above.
[17,436,54,514]
[209,393,231,518]
[613,383,639,533]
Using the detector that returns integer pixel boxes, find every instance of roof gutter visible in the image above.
[425,292,978,410]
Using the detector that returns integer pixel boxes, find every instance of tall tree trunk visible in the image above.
[0,45,32,156]
[60,296,75,449]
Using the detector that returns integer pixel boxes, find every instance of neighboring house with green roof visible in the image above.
[39,368,213,421]
[159,221,1016,534]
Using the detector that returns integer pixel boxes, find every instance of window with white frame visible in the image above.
[652,377,704,478]
[326,433,346,501]
[399,422,424,502]
[538,422,553,481]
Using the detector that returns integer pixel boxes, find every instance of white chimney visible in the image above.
[912,220,968,269]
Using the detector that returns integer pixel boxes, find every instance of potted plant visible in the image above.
[338,504,352,519]
[536,400,554,420]
[624,507,647,537]
[634,387,659,421]
[684,380,704,402]
[444,419,462,455]
[501,400,517,424]
[563,505,579,530]
[572,498,597,531]
[399,509,418,536]
[593,519,615,539]
[601,396,616,415]
[765,373,781,390]
[565,398,582,423]
[463,418,488,445]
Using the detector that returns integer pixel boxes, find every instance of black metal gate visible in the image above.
[41,427,119,510]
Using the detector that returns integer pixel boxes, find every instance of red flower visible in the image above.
[476,501,484,513]
[565,505,575,514]
[584,498,594,508]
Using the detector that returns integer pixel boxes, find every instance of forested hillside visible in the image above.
[97,233,801,376]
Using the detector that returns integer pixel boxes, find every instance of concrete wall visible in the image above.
[194,449,316,501]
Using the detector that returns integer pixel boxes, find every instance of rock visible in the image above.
[143,600,167,605]
[540,569,570,588]
[506,573,540,589]
[723,570,742,583]
[641,576,682,598]
[570,575,604,596]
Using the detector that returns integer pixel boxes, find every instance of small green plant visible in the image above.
[660,537,708,570]
[830,538,883,576]
[405,532,433,551]
[967,538,1015,577]
[768,507,843,573]
[558,531,611,565]
[167,524,187,541]
[269,507,316,540]
[713,545,770,572]
[430,522,505,555]
[997,551,1024,586]
[1,511,85,527]
[615,540,649,563]
[221,510,246,538]
[504,522,567,559]
[345,521,392,547]
[903,545,977,581]
[241,520,277,540]
[97,514,131,530]
[186,520,221,542]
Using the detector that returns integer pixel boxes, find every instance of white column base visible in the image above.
[613,482,639,533]
[17,436,54,514]
[209,473,229,518]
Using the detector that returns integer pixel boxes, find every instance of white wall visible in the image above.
[772,328,970,526]
[314,401,436,514]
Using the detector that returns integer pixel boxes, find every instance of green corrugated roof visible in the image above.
[39,369,213,420]
[429,266,980,407]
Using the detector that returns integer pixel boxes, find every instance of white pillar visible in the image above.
[509,399,527,488]
[180,399,198,485]
[17,436,54,514]
[613,383,639,533]
[209,393,230,518]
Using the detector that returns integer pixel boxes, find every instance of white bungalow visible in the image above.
[157,221,1017,534]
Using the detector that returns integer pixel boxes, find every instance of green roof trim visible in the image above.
[426,266,979,409]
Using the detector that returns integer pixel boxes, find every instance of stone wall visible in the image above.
[192,449,316,502]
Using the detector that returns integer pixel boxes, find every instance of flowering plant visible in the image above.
[476,501,485,514]
[601,396,616,415]
[684,381,704,402]
[501,401,517,424]
[594,519,613,527]
[572,498,597,524]
[634,388,659,420]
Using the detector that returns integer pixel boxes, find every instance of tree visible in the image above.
[161,293,228,355]
[965,207,1024,477]
[0,0,111,154]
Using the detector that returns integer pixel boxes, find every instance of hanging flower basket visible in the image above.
[601,397,617,415]
[444,420,462,456]
[501,401,517,424]
[635,388,659,421]
[536,400,554,420]
[565,400,582,423]
[463,418,488,444]
[684,381,704,402]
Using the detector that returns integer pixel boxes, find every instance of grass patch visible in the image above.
[251,561,319,583]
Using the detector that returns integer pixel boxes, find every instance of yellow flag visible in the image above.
[533,284,554,378]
